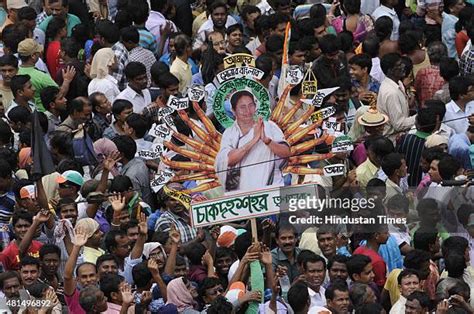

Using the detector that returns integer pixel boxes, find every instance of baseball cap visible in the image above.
[19,185,36,199]
[56,170,84,187]
[18,38,44,57]
[7,0,27,9]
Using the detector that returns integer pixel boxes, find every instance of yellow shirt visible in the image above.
[355,158,379,187]
[83,246,105,264]
[0,82,13,110]
[170,57,192,95]
[192,12,207,37]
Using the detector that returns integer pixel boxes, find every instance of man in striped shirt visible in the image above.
[397,108,438,187]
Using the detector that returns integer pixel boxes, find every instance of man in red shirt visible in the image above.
[353,225,389,290]
[0,210,49,271]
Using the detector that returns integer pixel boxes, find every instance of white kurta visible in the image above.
[216,120,287,192]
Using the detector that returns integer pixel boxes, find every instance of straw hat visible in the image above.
[358,103,389,127]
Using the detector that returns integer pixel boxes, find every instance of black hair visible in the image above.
[416,197,439,218]
[386,194,409,214]
[416,107,437,133]
[0,121,13,147]
[20,255,40,269]
[325,279,349,300]
[68,97,89,115]
[104,229,128,253]
[449,76,474,101]
[156,72,179,89]
[109,175,133,193]
[186,242,207,265]
[327,254,350,270]
[362,34,380,58]
[342,0,361,15]
[366,135,394,159]
[120,26,140,44]
[346,254,371,280]
[442,236,469,257]
[413,227,438,252]
[112,135,137,161]
[302,254,326,271]
[397,268,420,285]
[310,4,326,19]
[12,210,33,227]
[40,86,60,111]
[0,54,18,68]
[201,48,224,85]
[39,244,61,260]
[96,20,120,44]
[150,0,167,12]
[17,6,37,21]
[124,61,146,80]
[60,38,80,59]
[10,74,31,97]
[406,291,431,309]
[49,131,74,158]
[200,277,222,297]
[399,20,415,36]
[8,106,32,125]
[45,17,66,50]
[114,10,132,30]
[265,34,285,54]
[403,249,431,270]
[319,34,339,54]
[128,0,149,25]
[256,53,274,81]
[125,113,149,139]
[354,303,384,314]
[438,155,461,180]
[439,57,459,81]
[132,261,152,288]
[207,296,233,314]
[425,99,446,121]
[374,16,393,41]
[380,52,402,76]
[208,1,227,14]
[215,247,235,260]
[100,273,125,300]
[348,53,372,73]
[254,14,271,36]
[96,254,118,270]
[226,23,243,36]
[0,271,21,290]
[112,99,133,117]
[455,6,474,33]
[338,31,354,53]
[19,131,31,147]
[230,90,255,111]
[269,12,290,30]
[288,282,310,313]
[234,232,252,260]
[241,5,260,21]
[3,24,29,54]
[446,254,466,278]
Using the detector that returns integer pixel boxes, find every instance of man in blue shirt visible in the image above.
[448,124,474,170]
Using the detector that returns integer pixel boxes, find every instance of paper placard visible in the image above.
[286,66,304,85]
[150,169,175,192]
[158,106,175,117]
[302,81,318,97]
[323,117,340,134]
[136,143,164,160]
[216,66,265,84]
[167,96,189,111]
[223,53,256,69]
[323,164,346,176]
[301,87,340,107]
[188,86,206,102]
[151,123,172,142]
[331,136,354,153]
[311,106,336,122]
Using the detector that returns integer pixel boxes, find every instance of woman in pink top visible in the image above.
[331,0,374,45]
[45,17,67,82]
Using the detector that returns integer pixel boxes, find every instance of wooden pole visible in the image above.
[250,218,258,243]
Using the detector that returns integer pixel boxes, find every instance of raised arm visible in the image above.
[57,66,76,100]
[164,224,180,276]
[64,226,88,296]
[130,213,147,260]
[19,210,50,256]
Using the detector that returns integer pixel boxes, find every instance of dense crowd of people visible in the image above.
[1,0,474,313]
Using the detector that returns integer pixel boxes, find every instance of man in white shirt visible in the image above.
[377,53,416,142]
[443,76,474,134]
[116,62,151,114]
[194,1,237,50]
[302,254,327,309]
[389,269,421,314]
[371,0,400,40]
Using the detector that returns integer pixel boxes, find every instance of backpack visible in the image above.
[73,127,98,166]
